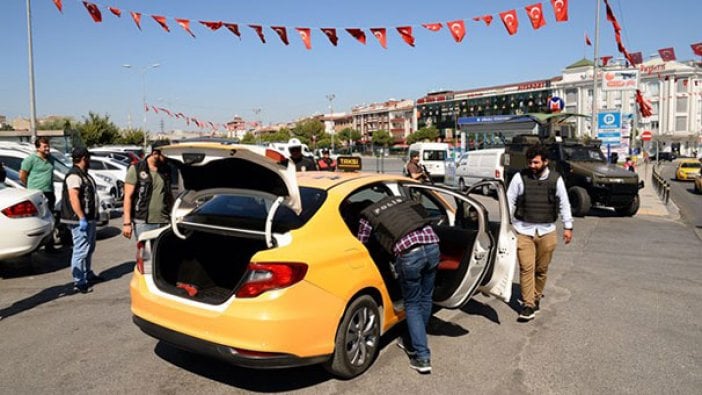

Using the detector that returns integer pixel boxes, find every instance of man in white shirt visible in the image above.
[507,145,573,322]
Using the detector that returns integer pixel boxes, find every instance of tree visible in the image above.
[371,129,393,147]
[241,132,256,144]
[262,128,292,143]
[117,128,146,145]
[38,117,75,130]
[337,127,362,145]
[291,118,324,146]
[406,126,439,144]
[76,112,120,146]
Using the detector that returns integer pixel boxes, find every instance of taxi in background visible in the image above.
[130,142,517,378]
[675,159,702,181]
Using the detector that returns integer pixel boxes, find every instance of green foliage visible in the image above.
[262,128,292,143]
[117,129,146,145]
[407,126,439,144]
[337,128,362,145]
[76,112,120,147]
[241,132,256,144]
[0,124,13,131]
[371,129,393,147]
[38,117,74,131]
[291,118,324,146]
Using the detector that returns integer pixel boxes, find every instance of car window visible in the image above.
[681,162,701,168]
[398,184,447,223]
[339,183,394,232]
[423,150,447,161]
[103,161,121,170]
[0,156,23,171]
[90,160,105,170]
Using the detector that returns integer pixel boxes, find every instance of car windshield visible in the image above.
[423,150,447,161]
[562,146,606,162]
[51,156,72,175]
[681,162,701,169]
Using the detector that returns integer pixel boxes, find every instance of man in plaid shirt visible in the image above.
[357,196,440,374]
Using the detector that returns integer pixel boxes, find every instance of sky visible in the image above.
[1,0,701,132]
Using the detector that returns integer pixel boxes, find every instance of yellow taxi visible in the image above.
[675,159,702,181]
[693,171,702,194]
[130,142,516,378]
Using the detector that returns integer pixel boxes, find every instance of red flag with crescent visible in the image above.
[296,28,312,50]
[585,33,592,46]
[144,103,149,113]
[249,25,266,43]
[629,52,643,66]
[636,90,653,117]
[82,2,102,23]
[370,28,387,49]
[176,18,195,38]
[152,15,170,32]
[321,28,338,46]
[271,26,289,45]
[224,23,241,38]
[159,108,173,117]
[200,21,223,31]
[525,3,546,30]
[658,47,676,62]
[396,26,415,47]
[52,0,63,13]
[152,106,159,114]
[346,28,367,45]
[472,15,493,26]
[550,0,569,22]
[499,10,519,36]
[108,7,121,17]
[130,12,142,30]
[600,55,613,66]
[421,23,443,32]
[446,20,466,43]
[691,43,702,57]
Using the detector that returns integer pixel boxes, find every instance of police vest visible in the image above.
[515,169,560,224]
[60,166,97,223]
[360,196,432,256]
[132,160,172,222]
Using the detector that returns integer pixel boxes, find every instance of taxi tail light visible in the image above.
[135,241,153,275]
[495,169,501,179]
[2,200,38,218]
[235,262,308,298]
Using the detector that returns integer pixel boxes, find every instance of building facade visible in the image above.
[351,99,414,144]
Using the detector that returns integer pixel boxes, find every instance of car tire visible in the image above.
[568,186,591,217]
[324,295,381,379]
[615,194,640,217]
[458,178,466,192]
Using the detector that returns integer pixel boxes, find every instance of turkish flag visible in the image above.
[525,4,546,30]
[585,33,592,46]
[550,0,569,22]
[249,25,266,43]
[472,15,493,26]
[346,28,367,45]
[108,7,121,17]
[321,28,338,46]
[52,0,63,13]
[271,26,289,45]
[296,28,312,50]
[152,15,170,32]
[446,20,466,43]
[600,55,613,66]
[224,23,241,38]
[200,21,223,31]
[152,106,159,114]
[422,23,443,32]
[658,47,676,62]
[636,90,653,117]
[396,26,415,47]
[628,51,643,66]
[82,2,102,23]
[176,18,195,38]
[691,42,702,57]
[144,103,149,113]
[370,28,387,49]
[499,10,519,36]
[130,12,142,30]
[159,108,173,117]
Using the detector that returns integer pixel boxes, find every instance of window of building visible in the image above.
[565,89,578,104]
[676,97,688,113]
[676,78,688,93]
[675,116,687,132]
[646,81,660,96]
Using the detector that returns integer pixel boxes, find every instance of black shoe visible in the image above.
[396,338,416,358]
[518,306,535,322]
[87,274,106,285]
[534,299,540,312]
[409,358,432,374]
[73,284,93,294]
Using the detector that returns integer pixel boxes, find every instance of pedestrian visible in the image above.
[623,156,637,172]
[357,196,440,374]
[288,138,317,171]
[60,147,103,294]
[506,145,573,322]
[316,149,336,171]
[122,143,175,242]
[20,137,59,251]
[406,152,430,182]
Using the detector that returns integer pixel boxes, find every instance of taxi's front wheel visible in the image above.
[324,295,380,379]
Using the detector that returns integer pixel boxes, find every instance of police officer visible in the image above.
[316,149,336,171]
[506,145,573,322]
[357,196,440,374]
[288,138,317,172]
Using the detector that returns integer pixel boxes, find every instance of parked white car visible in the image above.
[0,181,54,260]
[453,148,506,192]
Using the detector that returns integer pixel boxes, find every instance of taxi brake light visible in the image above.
[2,200,38,218]
[136,241,145,274]
[235,262,307,298]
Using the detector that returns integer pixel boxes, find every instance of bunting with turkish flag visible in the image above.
[370,28,387,49]
[525,3,546,30]
[635,90,653,117]
[130,12,142,30]
[296,28,312,50]
[224,23,241,38]
[52,0,63,13]
[176,19,196,38]
[629,51,643,66]
[152,15,170,32]
[550,0,568,22]
[200,21,223,31]
[499,10,519,36]
[321,28,338,46]
[82,2,102,23]
[422,23,443,32]
[691,43,702,57]
[249,25,266,43]
[346,28,367,45]
[472,15,493,26]
[108,7,121,17]
[585,33,592,46]
[600,55,612,66]
[446,20,466,43]
[271,26,289,45]
[396,26,415,47]
[658,47,676,62]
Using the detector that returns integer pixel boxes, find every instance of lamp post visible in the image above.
[122,63,160,148]
[252,107,262,144]
[25,0,38,143]
[326,94,336,151]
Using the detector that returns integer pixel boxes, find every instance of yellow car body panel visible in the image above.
[676,160,702,181]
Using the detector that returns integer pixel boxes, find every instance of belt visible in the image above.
[399,244,424,256]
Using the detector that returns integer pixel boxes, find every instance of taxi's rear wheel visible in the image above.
[325,295,380,379]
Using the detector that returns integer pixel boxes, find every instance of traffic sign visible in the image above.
[640,130,653,141]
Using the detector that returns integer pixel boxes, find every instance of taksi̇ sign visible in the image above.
[597,111,622,146]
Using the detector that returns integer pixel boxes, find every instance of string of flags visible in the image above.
[145,103,232,132]
[50,0,570,49]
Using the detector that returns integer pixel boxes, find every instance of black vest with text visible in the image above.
[60,166,97,223]
[132,160,171,222]
[515,168,560,224]
[360,196,432,256]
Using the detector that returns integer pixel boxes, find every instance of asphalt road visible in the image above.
[1,159,701,394]
[658,161,702,230]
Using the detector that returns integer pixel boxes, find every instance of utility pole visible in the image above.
[252,107,262,144]
[122,63,160,148]
[591,0,602,139]
[26,0,38,143]
[326,94,336,150]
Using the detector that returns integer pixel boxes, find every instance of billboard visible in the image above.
[602,70,639,91]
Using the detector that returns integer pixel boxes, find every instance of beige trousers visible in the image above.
[517,231,558,308]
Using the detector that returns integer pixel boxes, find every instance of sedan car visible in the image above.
[130,143,517,378]
[693,171,702,194]
[675,159,702,181]
[0,180,54,260]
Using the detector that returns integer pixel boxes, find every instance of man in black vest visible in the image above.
[60,147,101,294]
[122,143,174,241]
[357,196,440,374]
[507,145,573,322]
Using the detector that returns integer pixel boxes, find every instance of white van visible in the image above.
[405,142,450,182]
[454,148,505,191]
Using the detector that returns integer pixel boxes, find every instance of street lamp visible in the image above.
[122,63,160,148]
[25,0,38,143]
[326,94,336,150]
[252,107,262,144]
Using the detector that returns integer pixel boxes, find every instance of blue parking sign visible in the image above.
[598,111,622,129]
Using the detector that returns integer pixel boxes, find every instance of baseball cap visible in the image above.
[71,146,90,161]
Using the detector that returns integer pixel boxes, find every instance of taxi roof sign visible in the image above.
[336,156,362,172]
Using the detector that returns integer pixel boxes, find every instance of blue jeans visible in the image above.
[70,221,97,287]
[394,243,440,360]
[134,223,166,241]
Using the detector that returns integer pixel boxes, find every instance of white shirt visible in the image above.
[507,168,573,237]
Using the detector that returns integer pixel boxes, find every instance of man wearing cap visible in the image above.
[316,149,336,171]
[60,147,101,294]
[122,143,174,241]
[288,138,317,172]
